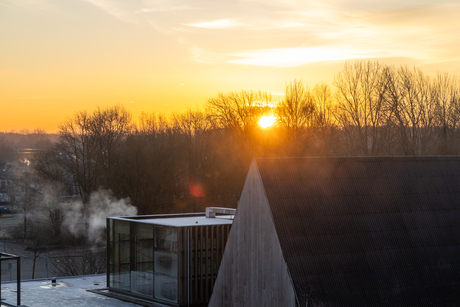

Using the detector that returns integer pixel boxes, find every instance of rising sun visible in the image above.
[259,116,276,128]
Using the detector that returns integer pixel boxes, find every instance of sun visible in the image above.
[258,116,276,128]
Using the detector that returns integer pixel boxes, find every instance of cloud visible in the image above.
[1,0,68,13]
[186,19,244,29]
[227,47,390,67]
[190,45,227,63]
[277,22,308,28]
[135,5,192,13]
[82,0,144,24]
[6,0,460,73]
[188,44,403,67]
[78,0,460,68]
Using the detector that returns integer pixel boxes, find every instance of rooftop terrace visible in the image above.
[0,274,169,307]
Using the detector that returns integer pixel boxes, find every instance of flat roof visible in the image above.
[0,274,167,307]
[133,215,234,227]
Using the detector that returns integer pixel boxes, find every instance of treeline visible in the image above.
[0,129,56,150]
[32,61,460,214]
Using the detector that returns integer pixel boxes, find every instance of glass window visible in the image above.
[132,223,154,297]
[153,226,178,303]
[110,220,130,291]
[154,274,177,302]
[154,226,177,253]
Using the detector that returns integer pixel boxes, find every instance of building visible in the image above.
[107,208,234,306]
[210,157,460,307]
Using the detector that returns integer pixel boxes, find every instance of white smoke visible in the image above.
[65,189,137,245]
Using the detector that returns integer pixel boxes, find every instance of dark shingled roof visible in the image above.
[256,156,460,307]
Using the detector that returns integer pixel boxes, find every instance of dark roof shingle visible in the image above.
[256,156,460,307]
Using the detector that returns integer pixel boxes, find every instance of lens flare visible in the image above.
[258,116,276,128]
[189,182,205,197]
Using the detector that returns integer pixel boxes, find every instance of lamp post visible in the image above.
[45,258,49,278]
[2,230,5,252]
[8,262,12,280]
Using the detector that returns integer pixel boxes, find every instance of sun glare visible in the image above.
[259,116,276,128]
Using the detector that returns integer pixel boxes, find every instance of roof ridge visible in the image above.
[255,156,460,162]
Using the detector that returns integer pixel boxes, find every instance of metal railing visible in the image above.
[0,252,21,306]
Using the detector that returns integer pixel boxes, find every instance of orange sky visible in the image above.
[2,0,460,133]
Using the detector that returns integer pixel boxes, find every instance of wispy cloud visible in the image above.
[81,0,142,23]
[135,6,191,14]
[190,45,227,63]
[277,22,309,28]
[186,19,245,29]
[1,0,65,13]
[227,47,391,67]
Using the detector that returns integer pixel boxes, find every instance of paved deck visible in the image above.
[0,274,142,307]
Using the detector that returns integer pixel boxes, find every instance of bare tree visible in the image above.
[90,105,134,188]
[56,105,133,203]
[386,66,435,155]
[138,111,160,135]
[172,110,216,197]
[205,90,273,199]
[311,83,338,155]
[276,80,317,156]
[7,162,40,236]
[112,113,179,214]
[433,72,460,154]
[39,181,68,238]
[334,61,390,155]
[313,82,334,128]
[49,247,106,276]
[57,110,99,203]
[23,219,49,279]
[206,90,272,141]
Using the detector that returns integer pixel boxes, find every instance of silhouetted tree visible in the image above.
[112,113,180,214]
[311,83,339,155]
[433,72,460,154]
[56,110,99,202]
[56,105,133,203]
[49,247,106,276]
[386,66,435,155]
[7,161,40,236]
[23,219,49,279]
[206,90,272,144]
[334,61,391,156]
[27,61,460,220]
[39,181,68,238]
[276,79,317,156]
[90,105,134,188]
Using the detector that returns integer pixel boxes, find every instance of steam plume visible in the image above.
[65,189,137,245]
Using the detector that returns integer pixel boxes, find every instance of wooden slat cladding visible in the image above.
[179,224,231,305]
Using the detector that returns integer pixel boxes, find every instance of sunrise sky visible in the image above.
[2,0,460,133]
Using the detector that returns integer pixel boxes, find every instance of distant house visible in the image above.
[0,162,13,204]
[210,157,460,307]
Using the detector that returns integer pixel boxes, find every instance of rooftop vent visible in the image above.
[206,207,236,219]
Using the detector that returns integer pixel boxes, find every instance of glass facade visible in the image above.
[107,216,231,306]
[109,219,130,291]
[132,223,154,297]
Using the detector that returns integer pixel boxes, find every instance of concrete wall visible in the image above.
[209,160,297,307]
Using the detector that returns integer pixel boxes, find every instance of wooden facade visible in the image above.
[210,157,460,306]
[209,160,297,307]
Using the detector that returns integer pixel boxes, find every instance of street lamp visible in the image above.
[45,258,49,278]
